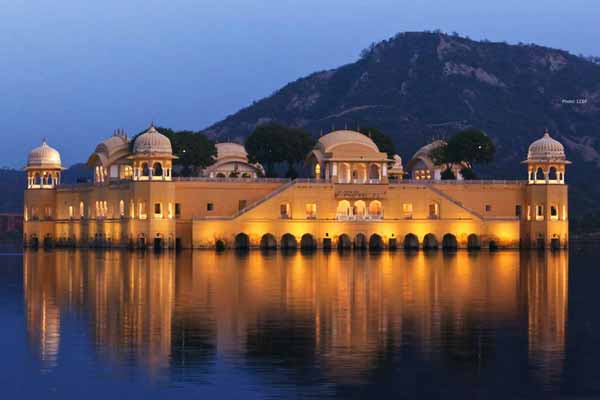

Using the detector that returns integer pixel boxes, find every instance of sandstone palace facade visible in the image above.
[23,127,570,250]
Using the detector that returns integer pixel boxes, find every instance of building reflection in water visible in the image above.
[23,249,568,384]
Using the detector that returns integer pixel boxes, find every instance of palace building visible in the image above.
[23,127,570,250]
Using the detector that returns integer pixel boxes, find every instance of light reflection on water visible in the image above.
[22,250,569,397]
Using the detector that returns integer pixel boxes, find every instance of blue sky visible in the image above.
[1,0,599,167]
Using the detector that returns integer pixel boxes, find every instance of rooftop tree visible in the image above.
[245,122,314,177]
[431,128,496,179]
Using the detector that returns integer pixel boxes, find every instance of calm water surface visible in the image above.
[1,248,600,399]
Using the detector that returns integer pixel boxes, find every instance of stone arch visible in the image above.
[354,233,367,250]
[141,163,150,177]
[368,164,380,180]
[215,239,226,251]
[354,200,366,218]
[352,163,367,182]
[154,233,164,250]
[369,234,384,251]
[423,233,438,250]
[404,233,419,250]
[31,234,40,249]
[241,172,252,178]
[153,162,163,176]
[43,234,53,249]
[442,233,458,251]
[260,233,277,250]
[548,166,558,181]
[536,167,544,181]
[339,163,351,183]
[336,200,351,217]
[467,234,481,250]
[368,200,383,218]
[536,235,545,250]
[216,172,226,178]
[281,233,297,250]
[234,233,250,250]
[300,234,317,250]
[337,234,352,250]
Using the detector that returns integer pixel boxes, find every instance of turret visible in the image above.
[522,130,570,249]
[523,129,570,184]
[25,140,63,189]
[130,125,176,181]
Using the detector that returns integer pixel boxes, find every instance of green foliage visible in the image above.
[245,122,314,176]
[358,127,397,157]
[441,168,456,180]
[445,129,495,168]
[432,129,495,173]
[130,127,216,176]
[171,130,217,176]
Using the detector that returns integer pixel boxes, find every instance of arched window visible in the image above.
[354,200,366,218]
[369,200,383,218]
[369,164,380,180]
[314,163,321,178]
[550,205,558,220]
[536,167,545,181]
[529,171,535,181]
[548,167,558,181]
[119,200,125,217]
[280,202,291,219]
[338,163,351,183]
[305,203,317,219]
[122,165,133,179]
[34,173,41,186]
[429,202,439,219]
[80,202,84,218]
[336,200,351,218]
[141,163,150,177]
[153,162,163,177]
[352,164,367,182]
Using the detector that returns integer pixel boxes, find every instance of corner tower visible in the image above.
[522,130,570,249]
[23,140,63,247]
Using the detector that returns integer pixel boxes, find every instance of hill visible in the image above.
[0,164,92,213]
[205,31,600,216]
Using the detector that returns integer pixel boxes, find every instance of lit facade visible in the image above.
[23,127,570,250]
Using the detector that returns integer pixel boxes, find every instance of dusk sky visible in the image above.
[2,0,599,168]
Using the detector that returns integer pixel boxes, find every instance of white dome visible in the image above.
[316,130,380,153]
[133,126,172,155]
[215,142,248,161]
[27,140,62,169]
[527,131,566,162]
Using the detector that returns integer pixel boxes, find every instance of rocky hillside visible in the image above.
[205,31,600,213]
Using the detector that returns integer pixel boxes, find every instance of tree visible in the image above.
[171,130,216,176]
[245,123,314,177]
[431,129,495,178]
[358,127,397,157]
[446,129,495,168]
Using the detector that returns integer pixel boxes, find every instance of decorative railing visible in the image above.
[393,179,527,185]
[173,177,289,183]
[336,214,383,221]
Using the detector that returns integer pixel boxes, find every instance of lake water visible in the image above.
[1,247,600,399]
